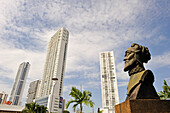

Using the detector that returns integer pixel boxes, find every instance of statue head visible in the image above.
[123,43,151,72]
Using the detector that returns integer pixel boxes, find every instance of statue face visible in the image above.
[123,50,136,72]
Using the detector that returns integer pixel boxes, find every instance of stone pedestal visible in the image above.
[115,99,170,113]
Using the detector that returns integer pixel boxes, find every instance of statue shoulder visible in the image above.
[127,70,154,95]
[143,70,153,75]
[141,69,154,83]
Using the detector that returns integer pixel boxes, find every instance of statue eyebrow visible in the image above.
[125,51,131,54]
[125,51,130,56]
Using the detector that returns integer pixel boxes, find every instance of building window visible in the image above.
[13,96,19,105]
[16,81,23,95]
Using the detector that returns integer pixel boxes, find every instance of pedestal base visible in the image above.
[115,99,170,113]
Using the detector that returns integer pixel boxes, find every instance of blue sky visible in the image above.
[0,0,169,112]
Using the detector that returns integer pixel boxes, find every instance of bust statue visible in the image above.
[124,43,159,100]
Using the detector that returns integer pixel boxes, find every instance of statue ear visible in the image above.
[135,53,143,65]
[142,47,145,53]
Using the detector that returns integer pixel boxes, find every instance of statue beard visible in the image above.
[124,60,145,76]
[124,58,136,72]
[124,53,143,72]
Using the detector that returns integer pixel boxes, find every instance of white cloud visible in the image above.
[118,82,128,87]
[85,73,100,79]
[84,81,101,89]
[165,78,170,84]
[146,52,170,69]
[63,85,74,92]
[65,74,79,79]
[0,79,11,96]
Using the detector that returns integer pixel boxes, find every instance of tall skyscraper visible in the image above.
[26,80,41,103]
[37,27,69,112]
[9,62,30,105]
[99,51,119,113]
[0,91,8,104]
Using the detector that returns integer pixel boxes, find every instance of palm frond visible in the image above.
[89,100,94,107]
[83,100,94,107]
[66,99,79,109]
[72,103,79,112]
[70,87,82,100]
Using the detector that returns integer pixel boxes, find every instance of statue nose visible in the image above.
[123,57,128,61]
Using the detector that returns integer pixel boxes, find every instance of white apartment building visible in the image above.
[99,51,119,113]
[9,62,30,105]
[0,91,8,104]
[38,27,69,113]
[26,80,41,103]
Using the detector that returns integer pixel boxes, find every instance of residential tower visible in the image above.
[99,51,119,113]
[9,62,30,105]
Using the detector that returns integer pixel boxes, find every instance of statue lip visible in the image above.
[125,60,128,63]
[124,68,128,72]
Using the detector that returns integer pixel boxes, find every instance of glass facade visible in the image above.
[35,97,48,107]
[9,62,30,106]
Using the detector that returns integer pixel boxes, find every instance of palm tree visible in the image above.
[22,102,47,113]
[66,87,94,113]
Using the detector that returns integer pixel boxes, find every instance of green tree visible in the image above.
[63,110,70,113]
[22,102,47,113]
[158,80,170,100]
[66,87,94,113]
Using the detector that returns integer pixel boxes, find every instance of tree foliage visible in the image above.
[63,110,70,113]
[22,102,47,113]
[66,87,94,113]
[158,80,170,100]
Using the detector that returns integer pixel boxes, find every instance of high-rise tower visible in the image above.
[26,80,41,103]
[9,62,30,105]
[99,51,119,113]
[38,27,69,112]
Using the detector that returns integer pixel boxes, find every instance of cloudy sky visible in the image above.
[0,0,169,112]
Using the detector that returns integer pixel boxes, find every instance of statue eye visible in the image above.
[125,52,130,56]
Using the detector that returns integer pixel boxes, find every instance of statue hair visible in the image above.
[131,43,151,63]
